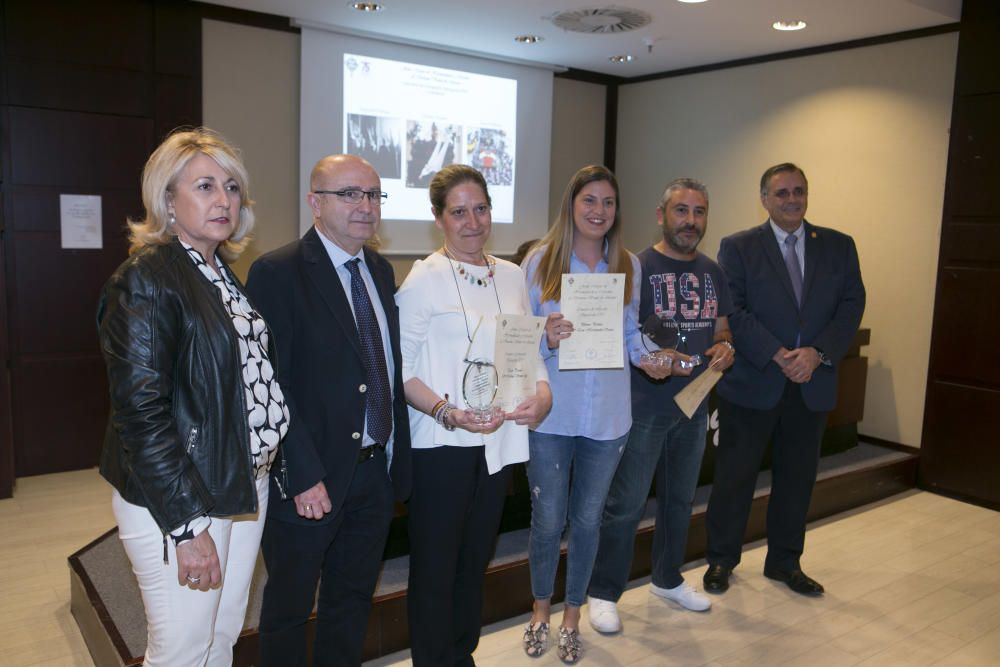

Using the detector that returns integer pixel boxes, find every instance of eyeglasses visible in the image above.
[312,189,388,206]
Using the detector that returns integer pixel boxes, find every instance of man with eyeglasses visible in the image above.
[587,178,735,635]
[246,154,412,666]
[702,163,865,598]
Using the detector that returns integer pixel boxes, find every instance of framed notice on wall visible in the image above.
[60,194,102,249]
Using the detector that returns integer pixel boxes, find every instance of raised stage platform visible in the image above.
[69,441,916,666]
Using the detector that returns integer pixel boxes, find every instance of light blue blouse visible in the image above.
[522,245,644,441]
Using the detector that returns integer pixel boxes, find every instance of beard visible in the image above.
[666,225,703,255]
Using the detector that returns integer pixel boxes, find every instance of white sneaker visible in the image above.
[650,581,712,612]
[587,596,622,633]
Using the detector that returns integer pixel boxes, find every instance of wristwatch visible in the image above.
[815,348,832,367]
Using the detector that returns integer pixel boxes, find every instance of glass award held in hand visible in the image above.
[461,318,501,424]
[640,312,702,370]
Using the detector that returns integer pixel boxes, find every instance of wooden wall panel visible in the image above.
[7,108,153,189]
[8,187,142,235]
[10,235,129,355]
[940,222,1000,265]
[154,74,202,140]
[927,268,1000,386]
[0,0,200,488]
[0,223,13,497]
[953,5,1000,95]
[946,94,1000,217]
[920,0,1000,508]
[5,57,152,117]
[922,382,1000,504]
[2,0,151,68]
[11,357,110,475]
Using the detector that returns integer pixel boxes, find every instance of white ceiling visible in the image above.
[203,0,962,77]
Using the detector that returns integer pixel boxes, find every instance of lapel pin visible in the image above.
[810,231,817,238]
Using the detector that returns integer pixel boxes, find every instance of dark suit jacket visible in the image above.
[716,220,865,412]
[245,227,412,525]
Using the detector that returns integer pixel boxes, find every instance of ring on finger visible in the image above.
[186,574,201,584]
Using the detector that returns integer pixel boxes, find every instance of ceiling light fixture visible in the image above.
[677,1,709,4]
[772,20,807,31]
[514,35,543,44]
[609,54,635,63]
[350,2,384,12]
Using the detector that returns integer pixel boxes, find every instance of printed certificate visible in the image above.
[558,273,624,370]
[494,314,546,410]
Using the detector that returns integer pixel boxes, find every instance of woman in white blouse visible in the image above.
[396,164,552,666]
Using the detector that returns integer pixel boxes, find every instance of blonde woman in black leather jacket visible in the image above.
[97,127,289,667]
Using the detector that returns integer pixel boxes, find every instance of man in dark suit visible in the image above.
[703,163,865,597]
[247,154,412,666]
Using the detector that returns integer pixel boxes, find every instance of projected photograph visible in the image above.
[343,53,518,223]
[406,121,460,188]
[347,114,402,180]
[466,128,513,187]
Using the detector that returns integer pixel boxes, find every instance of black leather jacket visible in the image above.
[97,240,281,533]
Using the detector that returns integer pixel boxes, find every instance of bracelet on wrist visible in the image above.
[440,404,458,431]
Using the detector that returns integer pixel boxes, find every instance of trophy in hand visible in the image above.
[640,313,702,370]
[462,359,500,424]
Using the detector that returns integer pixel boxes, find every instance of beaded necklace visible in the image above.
[441,246,502,343]
[443,245,496,287]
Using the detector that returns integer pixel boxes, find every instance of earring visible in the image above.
[168,213,176,226]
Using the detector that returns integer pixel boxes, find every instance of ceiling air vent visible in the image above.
[549,7,653,34]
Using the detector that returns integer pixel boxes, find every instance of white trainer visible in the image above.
[587,596,622,633]
[650,581,712,612]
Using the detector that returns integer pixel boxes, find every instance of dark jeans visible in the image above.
[407,446,511,667]
[258,448,394,667]
[589,407,708,601]
[705,382,828,571]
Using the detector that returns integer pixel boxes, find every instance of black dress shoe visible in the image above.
[703,564,732,594]
[763,567,824,596]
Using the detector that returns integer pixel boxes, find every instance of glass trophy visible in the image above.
[640,313,702,370]
[462,360,500,424]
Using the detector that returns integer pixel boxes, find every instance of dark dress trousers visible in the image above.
[706,220,865,570]
[246,227,412,667]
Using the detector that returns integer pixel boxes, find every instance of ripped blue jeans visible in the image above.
[526,431,629,607]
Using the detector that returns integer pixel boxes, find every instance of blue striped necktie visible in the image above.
[345,258,392,446]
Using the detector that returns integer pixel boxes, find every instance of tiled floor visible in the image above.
[1,469,114,666]
[1,468,997,666]
[369,488,1000,666]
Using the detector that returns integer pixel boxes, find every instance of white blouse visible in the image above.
[395,252,548,474]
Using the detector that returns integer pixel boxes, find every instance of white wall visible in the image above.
[548,77,607,226]
[202,19,300,280]
[201,19,958,445]
[615,33,959,446]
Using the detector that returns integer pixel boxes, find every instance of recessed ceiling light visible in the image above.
[514,35,543,44]
[350,2,384,12]
[677,1,709,4]
[609,54,635,63]
[772,20,807,31]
